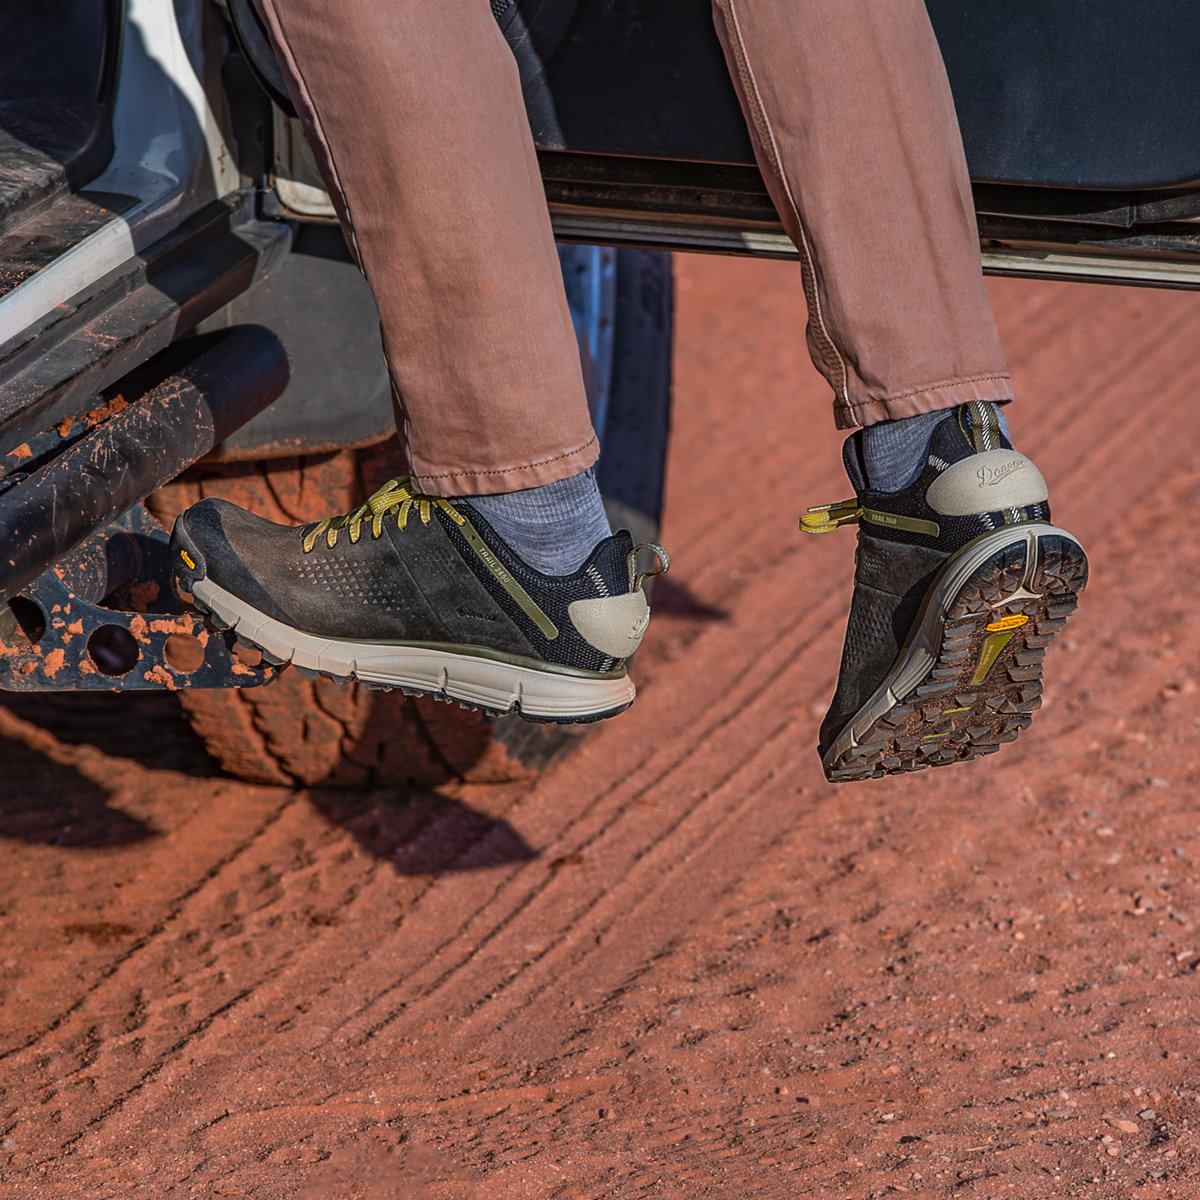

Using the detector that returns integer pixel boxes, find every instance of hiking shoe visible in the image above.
[803,401,1087,782]
[170,476,668,723]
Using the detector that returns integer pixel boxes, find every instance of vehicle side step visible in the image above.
[0,191,292,456]
[0,505,278,694]
[0,324,289,605]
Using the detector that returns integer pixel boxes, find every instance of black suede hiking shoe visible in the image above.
[170,477,669,723]
[804,401,1087,783]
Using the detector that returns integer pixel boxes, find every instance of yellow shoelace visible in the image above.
[799,499,861,534]
[301,476,465,553]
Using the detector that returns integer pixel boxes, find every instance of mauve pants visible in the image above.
[254,0,1012,496]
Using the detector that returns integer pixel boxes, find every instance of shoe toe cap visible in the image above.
[171,498,298,622]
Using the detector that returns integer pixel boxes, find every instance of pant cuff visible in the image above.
[409,434,600,497]
[834,373,1014,430]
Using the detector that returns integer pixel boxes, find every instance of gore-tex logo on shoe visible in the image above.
[456,605,498,623]
[977,457,1025,487]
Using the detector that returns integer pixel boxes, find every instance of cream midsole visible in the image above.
[822,523,1078,768]
[191,578,635,718]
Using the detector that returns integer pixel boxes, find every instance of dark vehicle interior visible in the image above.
[521,0,1200,189]
[218,0,1200,279]
[0,0,120,237]
[518,0,1200,267]
[5,0,1200,271]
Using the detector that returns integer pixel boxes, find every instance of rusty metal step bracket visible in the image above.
[0,505,277,693]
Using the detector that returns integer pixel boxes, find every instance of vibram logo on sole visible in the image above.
[180,550,196,569]
[986,613,1028,632]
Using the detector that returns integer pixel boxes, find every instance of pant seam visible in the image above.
[256,0,419,460]
[418,434,598,481]
[718,0,851,411]
[257,3,364,266]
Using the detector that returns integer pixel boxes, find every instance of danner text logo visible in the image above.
[977,457,1026,487]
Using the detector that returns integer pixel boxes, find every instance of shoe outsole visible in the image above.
[181,576,635,726]
[822,524,1088,782]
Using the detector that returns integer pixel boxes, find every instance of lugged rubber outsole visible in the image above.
[822,523,1088,782]
[184,577,636,726]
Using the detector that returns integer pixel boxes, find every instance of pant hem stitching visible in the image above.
[834,374,1013,424]
[417,434,599,482]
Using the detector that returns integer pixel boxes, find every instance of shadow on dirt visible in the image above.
[308,786,535,875]
[0,692,535,869]
[0,746,154,846]
[0,692,219,777]
[648,576,729,622]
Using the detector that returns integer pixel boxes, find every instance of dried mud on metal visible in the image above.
[3,260,1200,1198]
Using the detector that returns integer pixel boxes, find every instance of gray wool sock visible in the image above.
[464,466,612,575]
[862,404,1012,491]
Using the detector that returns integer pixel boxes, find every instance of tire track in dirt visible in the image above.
[362,281,1200,1048]
[352,558,851,1024]
[21,773,575,1167]
[42,793,544,1172]
[7,265,1200,1198]
[342,579,850,1043]
[5,793,401,1164]
[0,708,300,1063]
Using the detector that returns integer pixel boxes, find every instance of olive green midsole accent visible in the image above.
[453,512,559,640]
[861,509,941,538]
[295,633,624,680]
[970,629,1017,684]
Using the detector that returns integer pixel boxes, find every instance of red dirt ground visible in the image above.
[4,257,1200,1199]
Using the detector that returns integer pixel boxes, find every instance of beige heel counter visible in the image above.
[926,450,1048,516]
[568,591,651,659]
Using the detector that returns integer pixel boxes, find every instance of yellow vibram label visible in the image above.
[970,630,1017,684]
[179,550,196,569]
[986,613,1028,633]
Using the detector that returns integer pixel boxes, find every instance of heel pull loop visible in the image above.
[627,542,670,592]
